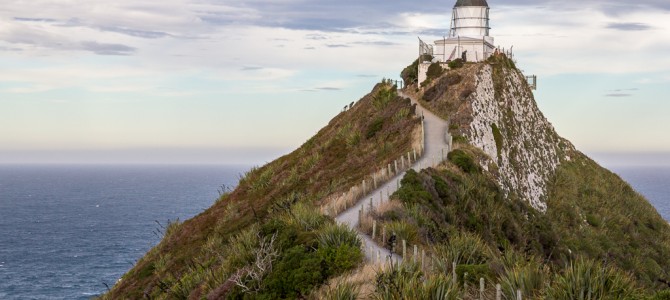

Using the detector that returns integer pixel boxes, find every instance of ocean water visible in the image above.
[610,166,670,221]
[0,164,667,299]
[0,164,247,300]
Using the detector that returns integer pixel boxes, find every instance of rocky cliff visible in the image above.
[420,57,574,211]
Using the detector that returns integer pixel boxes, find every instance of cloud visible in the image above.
[241,66,264,71]
[326,44,350,48]
[606,22,652,31]
[81,41,136,55]
[605,93,633,97]
[98,26,170,39]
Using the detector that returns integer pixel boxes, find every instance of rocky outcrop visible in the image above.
[465,63,574,211]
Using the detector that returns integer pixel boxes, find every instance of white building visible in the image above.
[418,0,495,84]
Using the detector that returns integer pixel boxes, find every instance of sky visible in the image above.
[0,0,669,165]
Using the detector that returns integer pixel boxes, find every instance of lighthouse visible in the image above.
[417,0,495,84]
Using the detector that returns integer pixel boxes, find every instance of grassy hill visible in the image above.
[102,82,421,299]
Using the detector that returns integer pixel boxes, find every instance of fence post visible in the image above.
[413,148,417,161]
[362,179,366,195]
[358,208,362,226]
[388,163,392,176]
[496,284,501,300]
[407,152,411,164]
[517,289,522,300]
[480,278,485,300]
[394,160,398,174]
[373,174,377,189]
[402,240,407,258]
[372,220,377,239]
[421,249,425,270]
[413,245,418,263]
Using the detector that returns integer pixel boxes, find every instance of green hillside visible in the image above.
[102,82,421,299]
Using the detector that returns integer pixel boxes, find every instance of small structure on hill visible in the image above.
[418,0,495,84]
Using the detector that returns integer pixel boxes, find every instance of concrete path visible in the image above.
[335,90,450,263]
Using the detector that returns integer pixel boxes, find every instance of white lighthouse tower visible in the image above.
[417,0,495,84]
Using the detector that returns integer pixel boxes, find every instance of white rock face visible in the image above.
[466,65,572,211]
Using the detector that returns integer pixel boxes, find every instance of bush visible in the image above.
[433,232,491,267]
[427,62,444,78]
[548,258,639,300]
[395,169,433,205]
[456,264,492,285]
[317,223,362,249]
[401,55,433,85]
[317,244,363,277]
[366,117,384,139]
[385,221,419,249]
[261,246,324,299]
[321,281,360,300]
[649,290,670,300]
[491,123,503,158]
[448,149,479,173]
[448,58,464,69]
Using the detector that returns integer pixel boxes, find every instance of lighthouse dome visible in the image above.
[454,0,489,7]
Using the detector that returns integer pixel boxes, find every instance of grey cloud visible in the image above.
[14,17,58,23]
[606,22,652,31]
[305,34,328,40]
[605,93,633,97]
[81,41,136,55]
[300,86,342,92]
[357,74,377,78]
[241,66,264,71]
[326,44,350,48]
[98,26,170,39]
[353,41,398,46]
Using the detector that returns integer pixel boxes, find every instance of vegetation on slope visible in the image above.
[359,143,670,298]
[103,81,421,299]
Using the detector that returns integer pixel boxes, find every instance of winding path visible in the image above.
[335,90,451,263]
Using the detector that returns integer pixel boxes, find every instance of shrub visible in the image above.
[491,123,503,158]
[548,258,640,300]
[433,232,491,267]
[385,221,419,248]
[317,244,363,277]
[318,223,362,249]
[498,255,549,299]
[395,169,433,205]
[426,62,444,79]
[261,246,325,299]
[649,290,670,300]
[321,281,360,300]
[448,149,479,173]
[366,118,384,139]
[280,203,329,231]
[401,55,432,85]
[375,263,458,300]
[448,58,464,69]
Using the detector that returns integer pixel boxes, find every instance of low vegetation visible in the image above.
[360,145,670,298]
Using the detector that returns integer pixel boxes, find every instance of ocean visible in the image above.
[0,164,248,300]
[0,164,667,299]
